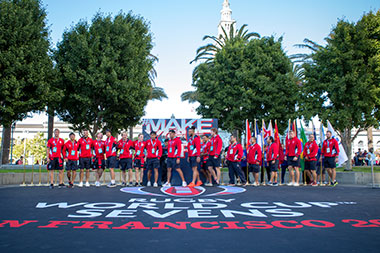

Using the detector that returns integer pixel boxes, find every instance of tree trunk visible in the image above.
[367,127,373,150]
[341,128,352,171]
[129,126,133,140]
[1,126,12,164]
[47,108,54,141]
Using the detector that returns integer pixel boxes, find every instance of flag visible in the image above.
[319,121,325,146]
[327,120,348,167]
[292,120,297,137]
[274,120,281,147]
[246,119,251,149]
[299,122,308,171]
[255,120,263,149]
[312,121,317,140]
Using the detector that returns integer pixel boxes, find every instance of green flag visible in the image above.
[300,123,307,171]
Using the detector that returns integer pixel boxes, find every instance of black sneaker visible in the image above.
[49,184,54,189]
[273,182,279,186]
[121,182,127,187]
[58,183,66,188]
[68,182,74,188]
[107,183,117,188]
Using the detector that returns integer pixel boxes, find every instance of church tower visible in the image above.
[217,0,236,39]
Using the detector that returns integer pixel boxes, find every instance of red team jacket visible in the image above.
[93,139,105,160]
[105,136,117,158]
[303,140,319,161]
[226,143,243,162]
[286,137,302,156]
[247,143,262,165]
[118,139,134,159]
[145,139,162,159]
[78,137,93,158]
[201,141,211,162]
[167,137,182,158]
[267,142,279,162]
[187,135,201,157]
[210,134,223,157]
[63,140,79,161]
[322,138,339,157]
[134,140,145,163]
[47,138,65,159]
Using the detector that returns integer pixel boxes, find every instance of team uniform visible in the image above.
[226,142,246,185]
[105,136,118,169]
[47,138,65,170]
[78,137,93,169]
[187,135,201,168]
[247,143,262,173]
[322,138,339,168]
[201,140,211,170]
[93,139,106,169]
[167,137,182,169]
[304,140,319,171]
[118,139,134,170]
[63,140,79,170]
[267,142,279,172]
[286,137,302,167]
[134,140,145,168]
[208,134,223,168]
[145,139,162,170]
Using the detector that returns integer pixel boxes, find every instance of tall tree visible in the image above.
[54,12,162,137]
[0,0,53,164]
[185,33,298,133]
[299,11,380,170]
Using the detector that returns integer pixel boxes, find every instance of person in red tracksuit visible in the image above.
[118,132,134,187]
[134,133,145,187]
[200,135,212,186]
[187,126,202,187]
[63,132,79,188]
[47,129,65,188]
[267,136,279,186]
[104,130,118,188]
[304,134,319,186]
[321,130,340,186]
[93,132,105,187]
[247,136,262,186]
[208,128,223,184]
[78,129,93,187]
[285,130,302,186]
[145,131,162,187]
[164,129,186,187]
[226,135,247,186]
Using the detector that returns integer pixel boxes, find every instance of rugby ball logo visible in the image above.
[120,185,246,197]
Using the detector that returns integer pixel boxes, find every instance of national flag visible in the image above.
[327,120,348,167]
[292,120,297,137]
[255,119,263,150]
[312,121,317,140]
[319,121,325,146]
[246,119,251,149]
[299,122,307,171]
[274,120,281,147]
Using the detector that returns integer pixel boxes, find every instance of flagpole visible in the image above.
[262,119,266,185]
[320,120,324,186]
[246,120,249,184]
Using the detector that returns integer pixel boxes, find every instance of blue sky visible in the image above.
[39,0,380,121]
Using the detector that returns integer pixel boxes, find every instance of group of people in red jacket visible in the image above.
[46,126,340,189]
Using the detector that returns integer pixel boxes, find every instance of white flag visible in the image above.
[327,120,348,167]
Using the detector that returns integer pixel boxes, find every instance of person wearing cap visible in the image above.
[164,129,186,187]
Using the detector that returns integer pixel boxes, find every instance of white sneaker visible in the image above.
[294,182,300,187]
[95,181,100,187]
[153,182,158,187]
[182,181,187,187]
[78,182,83,187]
[287,182,294,186]
[85,182,90,187]
[147,181,151,187]
[205,183,213,187]
[253,182,259,187]
[163,182,171,187]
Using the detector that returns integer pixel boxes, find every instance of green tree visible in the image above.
[13,132,47,164]
[184,33,299,133]
[299,11,380,170]
[54,12,162,137]
[0,0,53,163]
